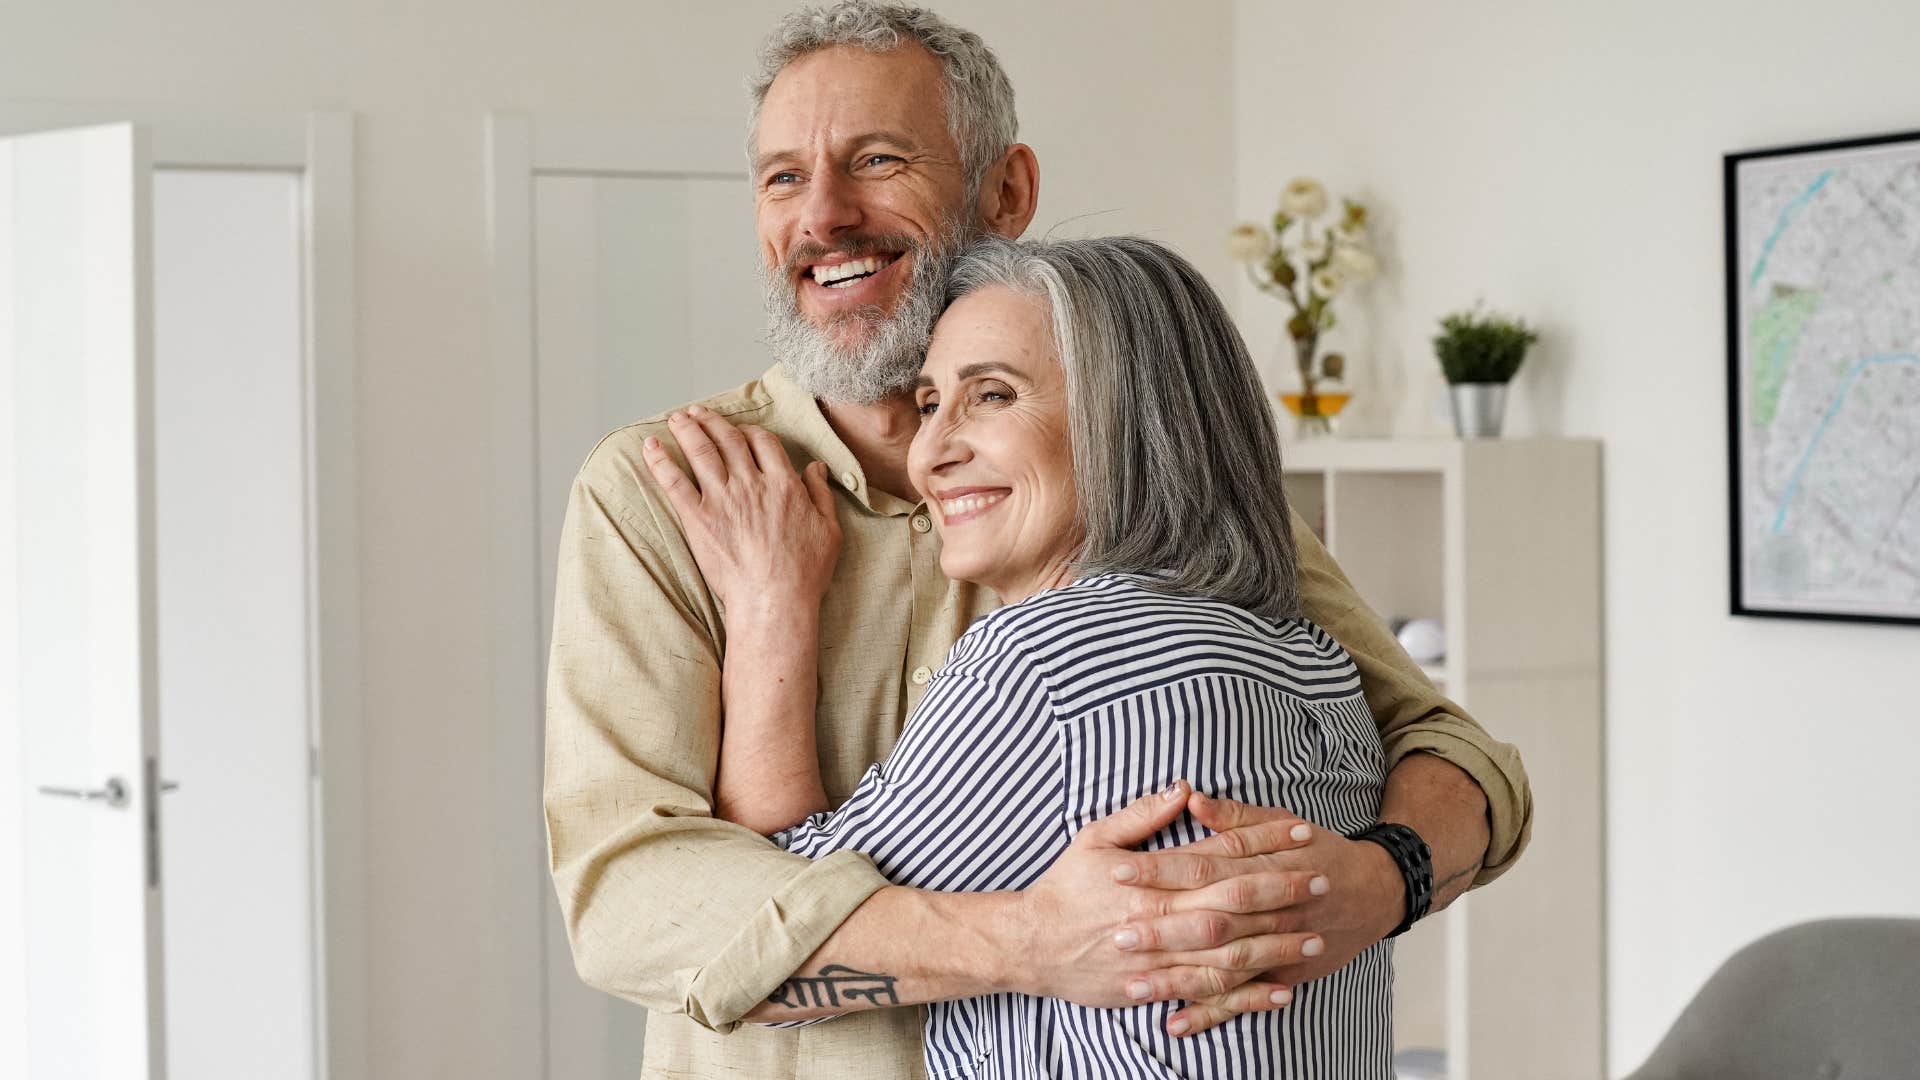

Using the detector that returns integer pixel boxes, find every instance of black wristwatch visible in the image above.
[1347,822,1433,939]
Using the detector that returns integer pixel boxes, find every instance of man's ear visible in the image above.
[977,143,1040,239]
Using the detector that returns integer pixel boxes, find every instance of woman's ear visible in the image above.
[978,144,1040,239]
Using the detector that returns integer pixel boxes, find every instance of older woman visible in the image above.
[649,236,1391,1078]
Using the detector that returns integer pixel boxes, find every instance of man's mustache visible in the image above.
[780,233,923,277]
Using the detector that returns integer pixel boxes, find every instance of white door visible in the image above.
[151,166,315,1080]
[0,123,168,1078]
[533,171,763,1078]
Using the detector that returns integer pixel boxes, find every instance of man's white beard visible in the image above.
[764,225,968,406]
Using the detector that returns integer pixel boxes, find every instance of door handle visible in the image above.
[37,776,130,808]
[35,776,178,807]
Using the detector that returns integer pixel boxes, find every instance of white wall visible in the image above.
[0,3,1234,1076]
[1233,0,1920,1071]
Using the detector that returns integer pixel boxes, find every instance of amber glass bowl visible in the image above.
[1278,391,1352,418]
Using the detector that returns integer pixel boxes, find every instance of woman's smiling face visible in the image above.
[908,285,1080,604]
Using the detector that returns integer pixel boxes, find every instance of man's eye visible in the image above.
[863,154,900,168]
[768,172,801,186]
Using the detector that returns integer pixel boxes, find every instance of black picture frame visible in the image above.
[1724,127,1920,627]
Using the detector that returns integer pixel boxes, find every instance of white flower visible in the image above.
[1334,222,1368,247]
[1332,245,1378,283]
[1225,222,1271,263]
[1292,231,1330,262]
[1311,268,1343,298]
[1280,177,1330,219]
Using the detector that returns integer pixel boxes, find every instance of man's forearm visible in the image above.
[744,784,1324,1031]
[735,753,1492,1026]
[1379,751,1490,913]
[741,886,1023,1022]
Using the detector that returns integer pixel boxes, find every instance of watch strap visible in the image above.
[1348,822,1433,938]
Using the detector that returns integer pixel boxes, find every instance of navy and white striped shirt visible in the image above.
[771,573,1393,1079]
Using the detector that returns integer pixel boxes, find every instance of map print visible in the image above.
[1733,136,1920,620]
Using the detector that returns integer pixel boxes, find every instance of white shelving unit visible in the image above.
[1281,436,1605,1080]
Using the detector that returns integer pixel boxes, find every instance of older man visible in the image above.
[543,3,1532,1078]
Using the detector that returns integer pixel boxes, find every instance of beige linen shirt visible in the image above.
[544,364,1532,1080]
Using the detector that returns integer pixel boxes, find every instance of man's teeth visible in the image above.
[941,491,1007,517]
[811,255,896,287]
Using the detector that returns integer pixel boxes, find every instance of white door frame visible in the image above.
[485,110,747,1077]
[0,103,365,1080]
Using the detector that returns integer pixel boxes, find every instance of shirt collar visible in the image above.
[761,362,920,517]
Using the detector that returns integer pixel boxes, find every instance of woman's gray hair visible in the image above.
[748,1,1018,198]
[947,236,1302,620]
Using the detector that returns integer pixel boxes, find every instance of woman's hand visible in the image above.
[1115,791,1404,1037]
[642,405,841,616]
[1012,782,1304,1027]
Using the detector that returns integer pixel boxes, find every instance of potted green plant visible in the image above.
[1432,305,1538,438]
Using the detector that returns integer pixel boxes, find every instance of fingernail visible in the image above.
[1309,875,1330,896]
[1191,792,1211,806]
[1110,864,1138,883]
[643,436,658,448]
[1112,927,1140,950]
[1168,1017,1190,1036]
[1302,937,1324,957]
[1290,823,1313,842]
[1270,988,1293,1006]
[1127,980,1151,1001]
[669,411,685,423]
[688,405,707,416]
[1161,781,1183,802]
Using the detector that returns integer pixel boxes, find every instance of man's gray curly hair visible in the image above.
[748,1,1019,197]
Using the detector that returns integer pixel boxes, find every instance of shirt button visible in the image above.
[839,471,860,491]
[911,514,932,533]
[910,666,932,686]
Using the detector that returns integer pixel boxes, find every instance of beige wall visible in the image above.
[1,1,1234,1076]
[1233,0,1920,1072]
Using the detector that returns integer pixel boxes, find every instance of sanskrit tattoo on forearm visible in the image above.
[764,964,900,1011]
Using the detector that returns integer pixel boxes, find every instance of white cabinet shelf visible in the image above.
[1282,437,1606,1080]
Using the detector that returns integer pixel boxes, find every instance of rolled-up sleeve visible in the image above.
[1289,512,1534,886]
[542,434,890,1032]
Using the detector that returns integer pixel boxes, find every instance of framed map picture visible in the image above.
[1726,129,1920,625]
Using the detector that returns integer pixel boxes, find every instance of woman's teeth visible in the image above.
[941,491,1007,518]
[811,254,897,287]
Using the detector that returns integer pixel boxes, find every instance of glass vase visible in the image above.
[1277,337,1351,438]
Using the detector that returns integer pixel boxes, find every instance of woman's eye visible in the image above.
[976,386,1012,404]
[863,154,900,168]
[915,399,939,417]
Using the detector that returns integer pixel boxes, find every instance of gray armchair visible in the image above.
[1626,917,1920,1080]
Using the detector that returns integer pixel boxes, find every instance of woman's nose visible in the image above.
[911,406,972,478]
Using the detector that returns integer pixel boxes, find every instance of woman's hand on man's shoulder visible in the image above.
[642,405,841,617]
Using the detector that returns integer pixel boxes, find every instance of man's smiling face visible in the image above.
[753,42,976,402]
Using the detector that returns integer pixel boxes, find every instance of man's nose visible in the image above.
[798,167,862,242]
